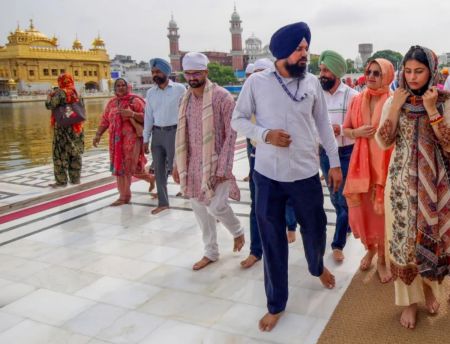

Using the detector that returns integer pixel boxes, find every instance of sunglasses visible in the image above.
[365,70,381,77]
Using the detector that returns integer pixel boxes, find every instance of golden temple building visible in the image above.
[0,20,111,93]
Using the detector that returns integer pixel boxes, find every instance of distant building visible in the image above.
[358,43,373,66]
[0,20,111,93]
[167,6,271,74]
[245,34,273,63]
[439,53,450,66]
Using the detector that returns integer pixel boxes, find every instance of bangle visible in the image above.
[429,111,440,119]
[131,112,135,118]
[350,129,355,139]
[430,115,444,126]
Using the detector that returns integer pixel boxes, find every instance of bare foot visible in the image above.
[319,267,336,289]
[360,249,376,271]
[110,199,129,206]
[332,249,345,262]
[423,283,440,314]
[151,206,169,215]
[243,176,250,182]
[240,254,260,269]
[400,303,417,329]
[287,231,296,243]
[192,256,214,271]
[258,312,283,332]
[233,234,245,252]
[148,177,155,193]
[377,260,392,284]
[150,192,158,199]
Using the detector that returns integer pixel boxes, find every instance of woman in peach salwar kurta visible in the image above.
[342,58,394,283]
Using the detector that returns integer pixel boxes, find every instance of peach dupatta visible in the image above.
[343,58,394,214]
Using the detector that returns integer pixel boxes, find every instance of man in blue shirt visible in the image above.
[144,58,185,215]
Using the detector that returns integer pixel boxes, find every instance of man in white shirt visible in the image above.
[318,50,359,262]
[232,22,342,332]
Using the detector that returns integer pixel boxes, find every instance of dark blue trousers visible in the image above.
[249,146,296,259]
[253,171,327,314]
[319,145,353,250]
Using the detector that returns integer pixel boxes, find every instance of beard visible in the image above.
[153,75,167,85]
[188,79,206,88]
[319,76,337,91]
[284,59,307,78]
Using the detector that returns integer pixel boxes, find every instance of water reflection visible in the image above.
[0,98,110,172]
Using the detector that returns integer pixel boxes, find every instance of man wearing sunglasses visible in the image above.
[172,52,245,271]
[318,50,359,263]
[232,22,342,332]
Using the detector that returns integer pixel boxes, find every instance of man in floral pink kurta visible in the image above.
[173,52,245,270]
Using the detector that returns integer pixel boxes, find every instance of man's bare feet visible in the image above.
[192,256,214,271]
[287,231,296,243]
[319,267,336,289]
[258,312,283,332]
[151,206,169,215]
[400,303,417,329]
[377,260,392,283]
[332,249,344,262]
[233,234,245,252]
[360,249,376,271]
[240,254,260,269]
[423,283,440,314]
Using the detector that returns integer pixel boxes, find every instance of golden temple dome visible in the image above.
[72,36,83,50]
[25,19,49,39]
[92,34,105,49]
[7,20,58,47]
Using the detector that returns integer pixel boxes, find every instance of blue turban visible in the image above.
[149,58,172,76]
[269,22,311,59]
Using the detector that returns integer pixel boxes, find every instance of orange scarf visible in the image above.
[343,59,394,214]
[50,73,83,134]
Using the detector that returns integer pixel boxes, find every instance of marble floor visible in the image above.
[0,149,365,344]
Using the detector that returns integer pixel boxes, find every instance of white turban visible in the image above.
[245,63,255,74]
[182,52,209,71]
[254,58,273,71]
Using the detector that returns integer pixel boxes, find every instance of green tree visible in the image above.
[308,55,320,75]
[207,62,238,85]
[346,59,357,74]
[369,50,403,70]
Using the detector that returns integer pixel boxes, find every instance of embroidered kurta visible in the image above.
[184,86,239,202]
[379,97,450,285]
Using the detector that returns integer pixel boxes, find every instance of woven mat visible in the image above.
[318,267,450,344]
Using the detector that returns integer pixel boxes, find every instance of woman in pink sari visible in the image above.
[342,58,394,283]
[93,78,155,205]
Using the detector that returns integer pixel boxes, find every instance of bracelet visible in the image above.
[350,129,355,139]
[429,111,440,119]
[430,116,444,126]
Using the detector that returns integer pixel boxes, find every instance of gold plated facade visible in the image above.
[0,20,111,92]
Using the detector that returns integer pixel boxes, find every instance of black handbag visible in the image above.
[53,101,86,127]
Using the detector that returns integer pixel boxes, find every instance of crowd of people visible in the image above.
[45,20,450,333]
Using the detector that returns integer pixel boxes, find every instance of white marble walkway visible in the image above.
[0,148,364,344]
